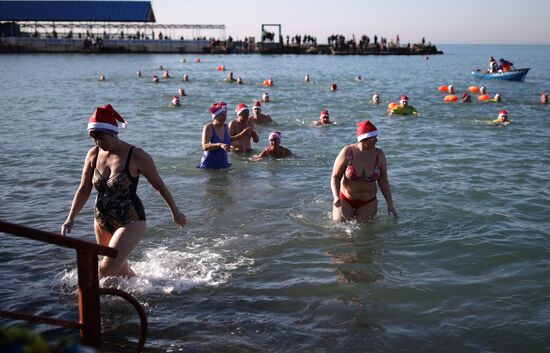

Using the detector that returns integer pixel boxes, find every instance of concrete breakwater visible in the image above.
[0,37,442,55]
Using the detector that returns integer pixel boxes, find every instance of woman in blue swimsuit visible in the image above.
[198,101,232,169]
[61,104,187,278]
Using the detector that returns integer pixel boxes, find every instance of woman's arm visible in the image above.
[61,147,96,235]
[377,150,398,218]
[330,146,348,207]
[134,148,187,227]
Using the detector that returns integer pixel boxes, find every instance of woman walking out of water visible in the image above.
[198,101,232,169]
[61,104,187,278]
[331,120,397,223]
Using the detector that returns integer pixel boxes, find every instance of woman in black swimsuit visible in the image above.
[61,104,186,278]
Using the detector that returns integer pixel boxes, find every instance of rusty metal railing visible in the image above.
[0,219,148,352]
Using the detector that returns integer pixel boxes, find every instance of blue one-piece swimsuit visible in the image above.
[197,124,231,169]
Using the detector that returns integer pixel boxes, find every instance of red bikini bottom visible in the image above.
[340,192,376,210]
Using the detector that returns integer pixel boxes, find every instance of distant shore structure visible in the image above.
[0,1,442,55]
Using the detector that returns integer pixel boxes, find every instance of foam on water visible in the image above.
[56,246,254,295]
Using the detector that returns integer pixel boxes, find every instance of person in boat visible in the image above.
[61,104,187,278]
[499,58,514,72]
[225,72,236,82]
[252,131,292,159]
[229,103,259,152]
[540,92,548,105]
[315,109,334,126]
[492,109,512,126]
[489,57,497,73]
[198,102,232,169]
[331,120,397,223]
[390,96,419,116]
[371,93,381,105]
[250,101,272,124]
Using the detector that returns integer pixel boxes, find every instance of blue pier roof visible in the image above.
[0,1,156,22]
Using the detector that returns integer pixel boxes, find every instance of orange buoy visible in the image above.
[438,85,448,92]
[444,94,458,102]
[263,79,273,87]
[217,65,225,71]
[478,94,490,101]
[468,86,479,93]
[387,102,398,110]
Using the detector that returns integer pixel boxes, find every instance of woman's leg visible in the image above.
[98,221,146,278]
[355,199,378,223]
[333,199,355,223]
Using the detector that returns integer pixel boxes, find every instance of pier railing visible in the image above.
[0,220,148,352]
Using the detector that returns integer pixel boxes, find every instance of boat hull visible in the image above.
[471,68,530,81]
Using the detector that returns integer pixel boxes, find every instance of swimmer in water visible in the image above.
[61,104,186,278]
[225,72,236,82]
[315,109,334,126]
[330,83,337,91]
[479,86,487,95]
[389,96,419,116]
[229,103,259,153]
[492,93,502,102]
[182,74,189,82]
[162,70,170,79]
[135,70,142,78]
[304,74,310,82]
[492,109,512,126]
[236,76,243,84]
[98,74,106,81]
[252,132,292,160]
[354,75,362,81]
[262,92,271,102]
[461,93,472,103]
[371,93,381,105]
[250,101,272,124]
[152,75,159,83]
[331,120,397,223]
[448,84,455,94]
[171,96,180,106]
[540,92,548,105]
[178,88,186,96]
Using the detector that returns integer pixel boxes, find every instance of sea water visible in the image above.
[1,45,549,352]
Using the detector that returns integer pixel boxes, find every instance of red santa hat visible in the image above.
[253,101,262,110]
[320,109,329,118]
[172,96,180,105]
[235,103,249,115]
[87,104,127,135]
[498,109,508,117]
[541,92,548,97]
[400,95,409,103]
[356,120,378,142]
[209,101,227,118]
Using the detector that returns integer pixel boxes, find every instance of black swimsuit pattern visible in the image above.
[92,146,146,232]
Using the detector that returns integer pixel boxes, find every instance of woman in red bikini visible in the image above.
[331,120,398,223]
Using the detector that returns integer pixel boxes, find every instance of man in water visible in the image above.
[229,103,259,152]
[390,96,419,116]
[250,101,273,124]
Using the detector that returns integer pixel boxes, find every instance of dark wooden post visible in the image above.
[76,249,102,349]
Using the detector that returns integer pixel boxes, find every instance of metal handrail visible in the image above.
[0,219,148,352]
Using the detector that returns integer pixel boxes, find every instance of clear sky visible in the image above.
[152,0,550,44]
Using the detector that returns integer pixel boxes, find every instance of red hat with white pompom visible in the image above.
[235,103,249,115]
[498,109,508,117]
[209,102,227,118]
[356,120,378,142]
[87,104,127,135]
[400,95,409,103]
[253,101,261,110]
[320,109,329,118]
